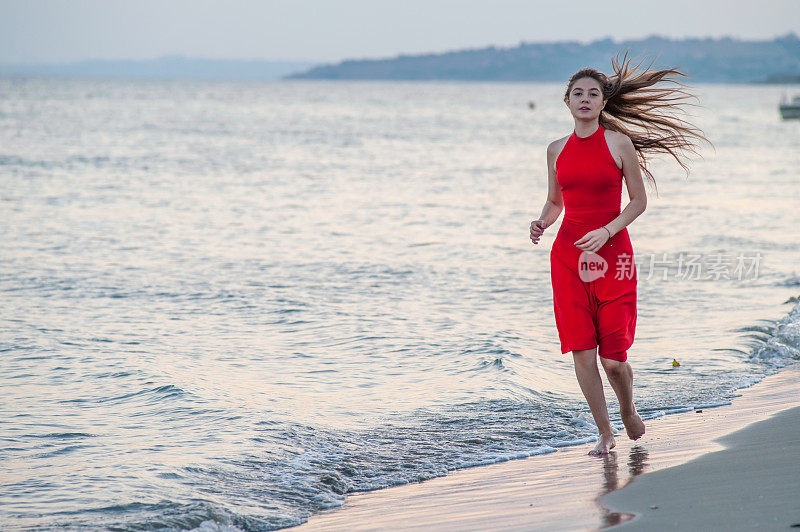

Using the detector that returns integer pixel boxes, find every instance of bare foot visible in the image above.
[589,432,616,456]
[621,409,646,440]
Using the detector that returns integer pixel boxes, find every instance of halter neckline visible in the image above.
[573,124,603,141]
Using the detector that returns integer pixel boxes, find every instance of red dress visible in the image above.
[550,124,637,362]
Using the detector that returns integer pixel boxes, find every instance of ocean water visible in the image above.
[1,78,799,531]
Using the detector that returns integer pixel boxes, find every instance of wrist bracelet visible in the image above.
[602,226,611,239]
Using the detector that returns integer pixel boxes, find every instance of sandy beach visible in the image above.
[601,404,800,530]
[293,363,800,531]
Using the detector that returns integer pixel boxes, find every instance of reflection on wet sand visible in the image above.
[597,446,649,528]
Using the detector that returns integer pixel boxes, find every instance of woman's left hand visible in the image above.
[574,228,610,253]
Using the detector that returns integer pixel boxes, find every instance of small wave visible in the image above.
[776,272,800,286]
[95,384,189,404]
[742,301,800,368]
[25,432,97,439]
[0,155,49,168]
[189,521,246,532]
[572,411,596,429]
[32,444,92,459]
[468,356,508,372]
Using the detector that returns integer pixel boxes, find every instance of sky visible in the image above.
[1,0,798,64]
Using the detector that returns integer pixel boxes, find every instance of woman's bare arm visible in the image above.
[538,142,564,226]
[530,141,564,244]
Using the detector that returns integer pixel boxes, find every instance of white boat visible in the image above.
[779,94,800,120]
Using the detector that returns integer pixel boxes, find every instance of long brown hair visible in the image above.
[564,50,713,196]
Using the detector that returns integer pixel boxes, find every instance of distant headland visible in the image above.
[286,32,800,83]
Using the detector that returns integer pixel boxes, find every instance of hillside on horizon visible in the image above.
[288,32,800,83]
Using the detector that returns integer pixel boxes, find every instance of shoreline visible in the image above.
[292,362,800,531]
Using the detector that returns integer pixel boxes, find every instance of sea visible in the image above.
[1,78,799,531]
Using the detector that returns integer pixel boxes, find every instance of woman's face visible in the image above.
[564,77,606,121]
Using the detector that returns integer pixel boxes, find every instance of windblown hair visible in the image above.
[564,50,713,195]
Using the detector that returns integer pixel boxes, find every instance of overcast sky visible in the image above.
[1,0,798,64]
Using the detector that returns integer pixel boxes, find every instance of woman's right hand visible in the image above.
[530,219,547,245]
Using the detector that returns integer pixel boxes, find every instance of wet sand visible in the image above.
[292,362,800,531]
[601,403,800,530]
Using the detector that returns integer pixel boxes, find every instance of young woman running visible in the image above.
[529,52,710,456]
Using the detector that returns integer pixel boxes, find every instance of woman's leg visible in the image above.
[572,348,615,455]
[599,357,645,440]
